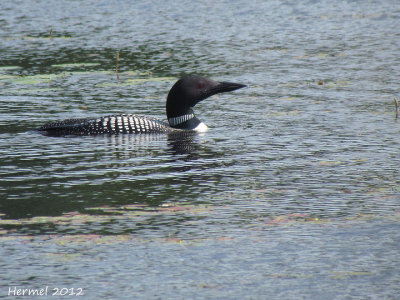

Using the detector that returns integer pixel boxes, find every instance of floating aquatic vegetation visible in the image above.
[51,234,132,245]
[0,203,215,230]
[119,70,152,76]
[12,74,61,85]
[313,158,368,167]
[44,253,83,262]
[266,270,373,280]
[278,79,352,89]
[331,271,373,280]
[0,67,174,97]
[266,110,303,117]
[0,73,68,86]
[125,76,176,84]
[316,160,345,167]
[364,185,400,194]
[0,66,161,88]
[98,76,176,87]
[5,35,72,41]
[85,202,214,217]
[281,96,298,101]
[1,210,399,249]
[295,52,347,60]
[260,213,323,226]
[0,74,14,81]
[0,232,223,249]
[244,213,329,231]
[51,63,100,69]
[268,273,313,279]
[5,87,62,95]
[318,80,352,88]
[245,210,400,232]
[0,66,21,72]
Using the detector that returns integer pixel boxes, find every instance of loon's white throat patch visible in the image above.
[193,122,208,133]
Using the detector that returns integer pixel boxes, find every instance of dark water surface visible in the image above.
[1,0,400,299]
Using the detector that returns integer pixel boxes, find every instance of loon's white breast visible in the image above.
[193,122,208,133]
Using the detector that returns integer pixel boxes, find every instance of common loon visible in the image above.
[38,75,246,136]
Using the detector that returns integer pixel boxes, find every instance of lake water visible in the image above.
[1,0,400,299]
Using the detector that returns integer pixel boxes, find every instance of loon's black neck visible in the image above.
[166,84,194,129]
[166,79,204,130]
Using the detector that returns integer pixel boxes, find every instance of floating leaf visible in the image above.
[270,273,311,279]
[4,87,62,94]
[352,158,368,163]
[317,53,329,59]
[0,219,26,225]
[44,253,83,262]
[10,74,66,85]
[331,271,373,279]
[317,160,344,166]
[281,96,297,101]
[0,66,21,72]
[256,213,325,227]
[52,234,132,245]
[23,36,71,40]
[96,75,175,88]
[52,63,100,68]
[125,76,176,84]
[321,80,352,88]
[118,70,152,76]
[267,110,302,117]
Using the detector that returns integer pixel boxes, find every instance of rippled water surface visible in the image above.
[1,0,400,299]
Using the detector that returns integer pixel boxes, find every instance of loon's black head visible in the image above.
[166,75,246,130]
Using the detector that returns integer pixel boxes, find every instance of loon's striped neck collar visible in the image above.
[167,109,208,132]
[168,112,195,127]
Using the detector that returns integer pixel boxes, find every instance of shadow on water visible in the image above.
[0,131,223,224]
[167,131,206,158]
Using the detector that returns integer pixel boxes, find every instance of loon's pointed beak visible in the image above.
[183,76,247,107]
[211,81,247,94]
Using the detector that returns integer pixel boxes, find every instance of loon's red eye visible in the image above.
[198,82,205,89]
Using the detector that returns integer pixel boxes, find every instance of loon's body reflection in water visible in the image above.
[1,131,217,220]
[100,132,224,198]
[101,131,207,158]
[167,131,205,158]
